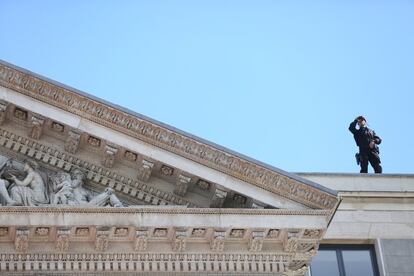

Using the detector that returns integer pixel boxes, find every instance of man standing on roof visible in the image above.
[349,116,382,173]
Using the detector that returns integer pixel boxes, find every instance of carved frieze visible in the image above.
[0,158,125,207]
[0,251,295,274]
[0,128,195,207]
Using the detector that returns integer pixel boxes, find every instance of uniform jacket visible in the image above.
[349,120,382,154]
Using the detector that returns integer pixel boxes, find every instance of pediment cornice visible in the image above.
[0,61,337,209]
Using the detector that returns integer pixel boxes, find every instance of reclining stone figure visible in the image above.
[0,159,123,207]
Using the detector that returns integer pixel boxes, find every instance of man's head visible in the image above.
[70,168,86,187]
[357,116,367,128]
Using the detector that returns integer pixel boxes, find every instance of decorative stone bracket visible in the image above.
[136,159,154,182]
[95,228,110,251]
[29,115,44,140]
[0,100,8,125]
[64,129,81,154]
[174,174,191,196]
[14,229,29,252]
[102,144,118,168]
[134,230,148,251]
[210,188,228,208]
[56,228,70,252]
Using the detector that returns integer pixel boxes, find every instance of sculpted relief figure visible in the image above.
[0,159,48,206]
[0,159,123,207]
[50,168,123,207]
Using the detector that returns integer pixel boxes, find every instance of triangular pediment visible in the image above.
[0,60,338,211]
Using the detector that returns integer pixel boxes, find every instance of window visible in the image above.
[309,245,379,276]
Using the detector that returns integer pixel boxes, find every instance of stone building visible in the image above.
[0,60,412,275]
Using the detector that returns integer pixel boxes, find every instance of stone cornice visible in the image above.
[0,206,331,216]
[0,61,338,209]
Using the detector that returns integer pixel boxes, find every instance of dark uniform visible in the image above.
[349,119,382,173]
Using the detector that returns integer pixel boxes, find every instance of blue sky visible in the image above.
[1,1,413,173]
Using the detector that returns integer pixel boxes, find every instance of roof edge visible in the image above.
[0,59,338,207]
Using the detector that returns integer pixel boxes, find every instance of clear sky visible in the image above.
[1,1,413,173]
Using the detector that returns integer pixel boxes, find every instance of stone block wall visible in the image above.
[379,239,414,276]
